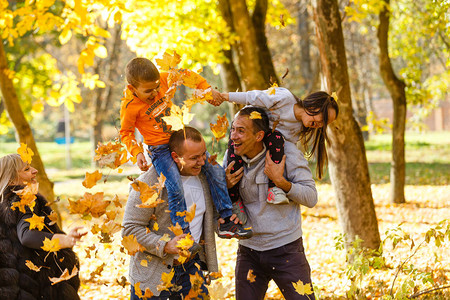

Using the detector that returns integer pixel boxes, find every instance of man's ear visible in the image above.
[255,130,265,142]
[171,151,179,163]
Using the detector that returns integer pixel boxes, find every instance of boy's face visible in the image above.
[129,79,161,104]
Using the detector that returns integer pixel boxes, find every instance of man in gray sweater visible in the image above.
[224,106,318,300]
[123,127,229,299]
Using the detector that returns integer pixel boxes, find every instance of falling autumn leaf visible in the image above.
[280,14,286,27]
[140,259,148,267]
[331,91,338,101]
[25,214,45,231]
[159,234,171,242]
[185,87,213,109]
[69,192,110,218]
[82,170,103,188]
[176,203,196,223]
[168,223,183,236]
[181,69,205,89]
[47,211,58,226]
[210,114,229,141]
[162,104,194,132]
[25,260,42,272]
[131,180,164,208]
[49,266,78,285]
[247,269,256,283]
[157,269,175,291]
[155,50,181,71]
[17,143,34,164]
[292,279,313,296]
[153,222,159,231]
[249,111,262,120]
[267,82,278,95]
[11,182,38,213]
[208,153,218,165]
[121,235,145,256]
[112,194,123,208]
[41,237,61,253]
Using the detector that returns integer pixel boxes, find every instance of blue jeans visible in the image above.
[130,255,209,299]
[149,144,232,231]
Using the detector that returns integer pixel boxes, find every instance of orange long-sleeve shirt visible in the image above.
[119,70,210,158]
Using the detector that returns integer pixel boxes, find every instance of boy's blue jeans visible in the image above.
[149,144,232,231]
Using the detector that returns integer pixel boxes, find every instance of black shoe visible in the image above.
[218,220,253,239]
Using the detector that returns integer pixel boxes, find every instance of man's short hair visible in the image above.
[125,58,160,88]
[169,126,204,156]
[236,106,270,134]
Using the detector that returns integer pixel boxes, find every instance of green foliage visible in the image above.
[335,220,450,299]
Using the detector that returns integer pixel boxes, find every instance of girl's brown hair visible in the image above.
[296,91,339,179]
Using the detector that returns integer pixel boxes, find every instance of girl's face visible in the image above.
[302,108,337,128]
[17,164,38,184]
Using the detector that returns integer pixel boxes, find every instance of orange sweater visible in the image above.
[119,71,210,157]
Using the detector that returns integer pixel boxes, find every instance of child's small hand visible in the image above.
[137,153,149,171]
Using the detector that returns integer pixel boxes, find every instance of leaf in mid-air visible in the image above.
[82,170,103,188]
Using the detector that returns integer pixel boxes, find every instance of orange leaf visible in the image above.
[69,192,110,218]
[210,114,229,141]
[168,223,183,236]
[41,237,61,253]
[121,235,145,256]
[176,203,196,223]
[17,143,34,164]
[25,214,45,231]
[247,269,256,283]
[82,170,103,188]
[249,111,262,120]
[25,260,42,272]
[181,69,204,89]
[131,180,164,208]
[11,182,38,213]
[112,194,123,208]
[155,50,181,71]
[47,211,58,226]
[49,266,78,285]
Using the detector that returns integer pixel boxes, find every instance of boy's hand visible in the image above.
[137,153,149,171]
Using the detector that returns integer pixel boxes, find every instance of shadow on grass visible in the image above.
[311,162,450,186]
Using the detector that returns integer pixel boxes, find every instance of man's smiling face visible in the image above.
[230,115,264,159]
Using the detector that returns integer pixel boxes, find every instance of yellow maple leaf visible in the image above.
[181,69,204,89]
[25,214,45,231]
[41,237,61,253]
[122,235,145,256]
[162,104,194,132]
[49,266,78,285]
[176,233,194,251]
[267,82,278,95]
[292,279,313,295]
[168,223,183,236]
[17,143,34,164]
[156,50,181,71]
[82,170,103,188]
[157,269,175,291]
[247,269,256,283]
[210,114,229,141]
[249,111,262,120]
[153,222,159,231]
[184,87,212,109]
[131,180,164,208]
[25,260,42,272]
[176,203,196,223]
[331,91,338,101]
[140,259,148,267]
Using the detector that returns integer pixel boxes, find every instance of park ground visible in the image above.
[1,131,449,299]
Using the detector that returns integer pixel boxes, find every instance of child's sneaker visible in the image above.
[267,187,289,204]
[218,220,253,239]
[232,199,247,224]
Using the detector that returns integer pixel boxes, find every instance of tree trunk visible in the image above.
[298,3,313,93]
[92,24,122,151]
[219,49,243,116]
[224,0,266,90]
[252,0,279,85]
[377,0,406,204]
[312,0,381,250]
[0,41,55,203]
